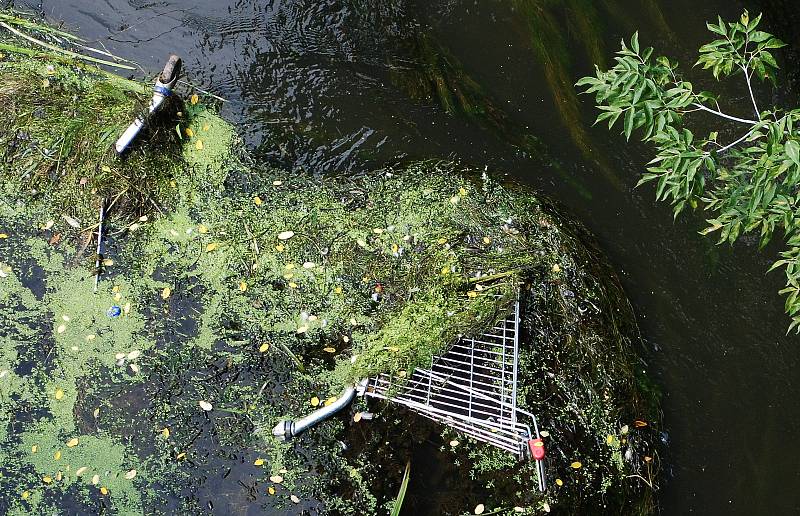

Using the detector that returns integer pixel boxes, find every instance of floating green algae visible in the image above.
[0,11,661,514]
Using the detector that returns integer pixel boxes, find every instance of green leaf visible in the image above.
[631,31,640,54]
[390,460,411,516]
[624,108,635,141]
[786,140,800,166]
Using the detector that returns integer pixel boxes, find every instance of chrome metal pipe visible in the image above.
[272,380,366,441]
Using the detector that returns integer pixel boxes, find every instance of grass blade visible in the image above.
[390,460,411,516]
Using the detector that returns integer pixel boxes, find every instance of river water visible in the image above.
[7,0,800,514]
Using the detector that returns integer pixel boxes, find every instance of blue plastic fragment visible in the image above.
[106,305,122,318]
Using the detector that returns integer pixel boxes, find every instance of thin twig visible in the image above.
[690,103,758,125]
[742,65,761,120]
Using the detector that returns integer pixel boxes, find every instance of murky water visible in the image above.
[7,0,800,513]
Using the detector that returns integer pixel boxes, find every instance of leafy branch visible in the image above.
[575,11,800,332]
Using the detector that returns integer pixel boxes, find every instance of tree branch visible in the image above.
[743,65,761,120]
[716,127,759,154]
[690,103,758,125]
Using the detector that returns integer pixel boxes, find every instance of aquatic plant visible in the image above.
[0,10,660,514]
[577,10,800,331]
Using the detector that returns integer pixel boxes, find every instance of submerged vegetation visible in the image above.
[1,11,660,514]
[577,11,800,331]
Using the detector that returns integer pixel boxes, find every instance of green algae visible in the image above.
[0,11,661,515]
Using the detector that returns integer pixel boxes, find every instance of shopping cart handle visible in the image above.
[528,438,546,461]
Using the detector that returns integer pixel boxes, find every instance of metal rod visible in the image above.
[93,200,105,293]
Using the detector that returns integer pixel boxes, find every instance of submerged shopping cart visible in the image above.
[273,297,547,491]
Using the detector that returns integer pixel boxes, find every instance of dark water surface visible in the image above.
[8,0,800,514]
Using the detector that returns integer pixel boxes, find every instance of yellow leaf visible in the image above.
[441,266,450,275]
[54,450,61,460]
[353,412,363,422]
[0,233,7,239]
[482,236,491,244]
[288,282,298,289]
[570,461,582,469]
[100,487,108,495]
[190,94,199,105]
[282,273,294,280]
[323,347,336,353]
[21,491,30,499]
[634,420,648,428]
[275,244,285,252]
[239,281,248,292]
[259,342,270,353]
[86,334,96,341]
[185,127,194,138]
[254,458,265,466]
[437,237,447,244]
[31,445,37,453]
[449,196,460,204]
[55,388,64,400]
[459,187,467,196]
[268,486,276,495]
[467,291,478,298]
[91,474,100,485]
[42,476,52,484]
[75,466,88,477]
[551,264,561,273]
[161,287,171,300]
[161,428,170,439]
[202,124,210,131]
[269,475,284,484]
[334,286,343,294]
[324,397,337,406]
[296,325,308,334]
[205,242,219,252]
[555,478,563,487]
[198,224,209,234]
[195,140,204,150]
[124,469,137,480]
[66,438,79,448]
[254,196,263,206]
[176,452,186,460]
[310,396,320,407]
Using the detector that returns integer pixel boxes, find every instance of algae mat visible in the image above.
[0,12,661,515]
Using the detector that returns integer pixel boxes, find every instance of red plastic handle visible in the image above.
[528,438,546,461]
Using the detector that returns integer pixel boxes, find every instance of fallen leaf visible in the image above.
[195,140,204,150]
[49,233,62,245]
[198,400,213,411]
[0,233,7,239]
[102,258,114,266]
[206,242,219,252]
[323,347,336,353]
[62,214,81,228]
[54,450,61,460]
[198,224,209,234]
[555,478,563,486]
[161,428,170,439]
[303,262,315,269]
[634,420,648,428]
[43,220,55,230]
[353,412,362,422]
[259,343,270,353]
[66,438,79,448]
[474,504,485,515]
[57,324,66,334]
[190,94,199,105]
[31,445,37,453]
[124,469,137,480]
[268,486,276,495]
[540,430,550,437]
[55,388,64,400]
[254,458,265,466]
[127,350,141,360]
[296,326,308,334]
[254,196,263,206]
[91,474,100,485]
[42,476,52,484]
[269,475,284,484]
[161,287,171,300]
[21,491,30,500]
[570,461,582,469]
[291,494,300,504]
[310,397,320,407]
[467,291,478,298]
[129,363,140,374]
[324,396,337,406]
[278,231,294,240]
[185,127,194,138]
[288,282,298,289]
[449,440,459,447]
[275,244,285,252]
[100,487,108,495]
[176,452,186,460]
[273,180,283,186]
